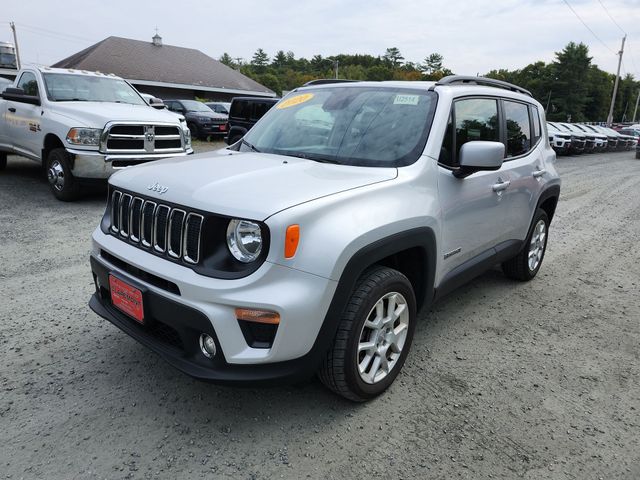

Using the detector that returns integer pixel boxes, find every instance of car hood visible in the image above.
[188,111,226,120]
[49,102,182,127]
[109,150,398,220]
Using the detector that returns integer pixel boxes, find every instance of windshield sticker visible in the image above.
[393,94,420,106]
[277,93,315,109]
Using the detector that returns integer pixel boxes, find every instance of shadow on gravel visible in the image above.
[2,159,108,204]
[89,266,517,429]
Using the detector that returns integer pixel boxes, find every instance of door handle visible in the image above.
[8,107,16,113]
[492,180,511,192]
[533,168,546,178]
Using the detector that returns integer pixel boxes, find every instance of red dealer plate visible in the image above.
[109,275,144,324]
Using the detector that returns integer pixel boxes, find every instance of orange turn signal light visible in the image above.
[284,224,300,259]
[235,308,280,325]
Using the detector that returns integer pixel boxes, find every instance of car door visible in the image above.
[437,97,511,276]
[4,71,45,158]
[499,100,545,241]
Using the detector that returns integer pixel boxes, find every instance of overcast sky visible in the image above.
[3,0,639,77]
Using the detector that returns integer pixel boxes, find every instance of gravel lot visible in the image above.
[1,147,639,480]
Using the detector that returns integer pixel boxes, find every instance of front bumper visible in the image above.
[198,124,227,135]
[66,147,194,179]
[88,230,338,383]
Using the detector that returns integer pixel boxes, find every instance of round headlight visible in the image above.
[226,219,263,263]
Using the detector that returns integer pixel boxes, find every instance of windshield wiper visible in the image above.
[241,139,261,152]
[280,151,341,164]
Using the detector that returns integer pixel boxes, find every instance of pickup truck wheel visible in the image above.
[0,152,6,170]
[46,148,80,201]
[502,208,549,281]
[319,266,416,402]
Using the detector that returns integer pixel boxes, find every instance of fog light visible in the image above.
[199,333,217,358]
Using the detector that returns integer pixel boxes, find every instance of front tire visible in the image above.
[0,152,6,171]
[46,148,80,201]
[502,208,549,281]
[319,266,417,402]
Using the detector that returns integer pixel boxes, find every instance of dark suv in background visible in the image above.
[225,97,279,145]
[165,99,228,140]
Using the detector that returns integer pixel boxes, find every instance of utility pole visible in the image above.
[632,90,640,123]
[545,90,552,113]
[334,60,339,79]
[606,35,626,125]
[10,22,21,69]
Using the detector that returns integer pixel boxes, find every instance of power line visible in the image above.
[596,0,626,35]
[561,0,615,54]
[17,23,97,44]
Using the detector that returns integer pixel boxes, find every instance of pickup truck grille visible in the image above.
[109,190,203,264]
[102,124,184,154]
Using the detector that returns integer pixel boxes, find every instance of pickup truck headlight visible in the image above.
[66,128,102,146]
[226,219,263,263]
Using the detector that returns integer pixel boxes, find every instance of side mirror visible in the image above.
[148,97,166,109]
[2,87,41,106]
[455,141,505,178]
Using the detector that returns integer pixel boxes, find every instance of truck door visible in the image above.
[5,71,45,159]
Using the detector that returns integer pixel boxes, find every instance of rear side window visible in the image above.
[251,102,271,121]
[531,105,542,145]
[504,100,531,157]
[230,101,250,120]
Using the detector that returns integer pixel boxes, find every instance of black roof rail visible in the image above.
[302,79,361,87]
[433,75,532,97]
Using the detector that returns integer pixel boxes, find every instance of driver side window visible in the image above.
[17,72,39,97]
[439,98,499,168]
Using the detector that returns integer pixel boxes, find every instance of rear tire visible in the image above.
[0,152,6,171]
[319,266,417,402]
[46,148,80,201]
[502,208,549,281]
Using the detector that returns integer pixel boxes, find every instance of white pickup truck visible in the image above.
[0,66,193,200]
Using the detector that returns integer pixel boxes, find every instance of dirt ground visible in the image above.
[1,147,639,480]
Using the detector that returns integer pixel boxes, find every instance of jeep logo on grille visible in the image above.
[147,183,168,194]
[144,126,155,152]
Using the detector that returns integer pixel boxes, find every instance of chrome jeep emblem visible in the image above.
[147,183,168,194]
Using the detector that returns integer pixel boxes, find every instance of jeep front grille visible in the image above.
[109,190,203,264]
[101,123,184,154]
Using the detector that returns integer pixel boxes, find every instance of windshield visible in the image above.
[43,73,146,105]
[241,86,437,167]
[181,100,213,113]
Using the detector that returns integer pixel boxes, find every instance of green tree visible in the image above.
[257,73,282,96]
[383,47,404,68]
[272,50,287,69]
[251,48,270,73]
[548,42,592,122]
[419,53,444,75]
[219,53,236,69]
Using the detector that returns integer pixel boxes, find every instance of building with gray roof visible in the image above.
[52,34,275,101]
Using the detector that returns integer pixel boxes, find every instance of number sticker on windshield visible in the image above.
[393,94,420,106]
[277,93,315,109]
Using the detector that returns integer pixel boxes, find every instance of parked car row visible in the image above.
[548,121,638,155]
[138,94,278,144]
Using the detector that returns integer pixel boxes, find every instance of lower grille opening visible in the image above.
[147,322,184,350]
[238,320,278,349]
[112,160,155,168]
[101,250,180,295]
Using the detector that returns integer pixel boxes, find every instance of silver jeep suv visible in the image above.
[88,76,560,401]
